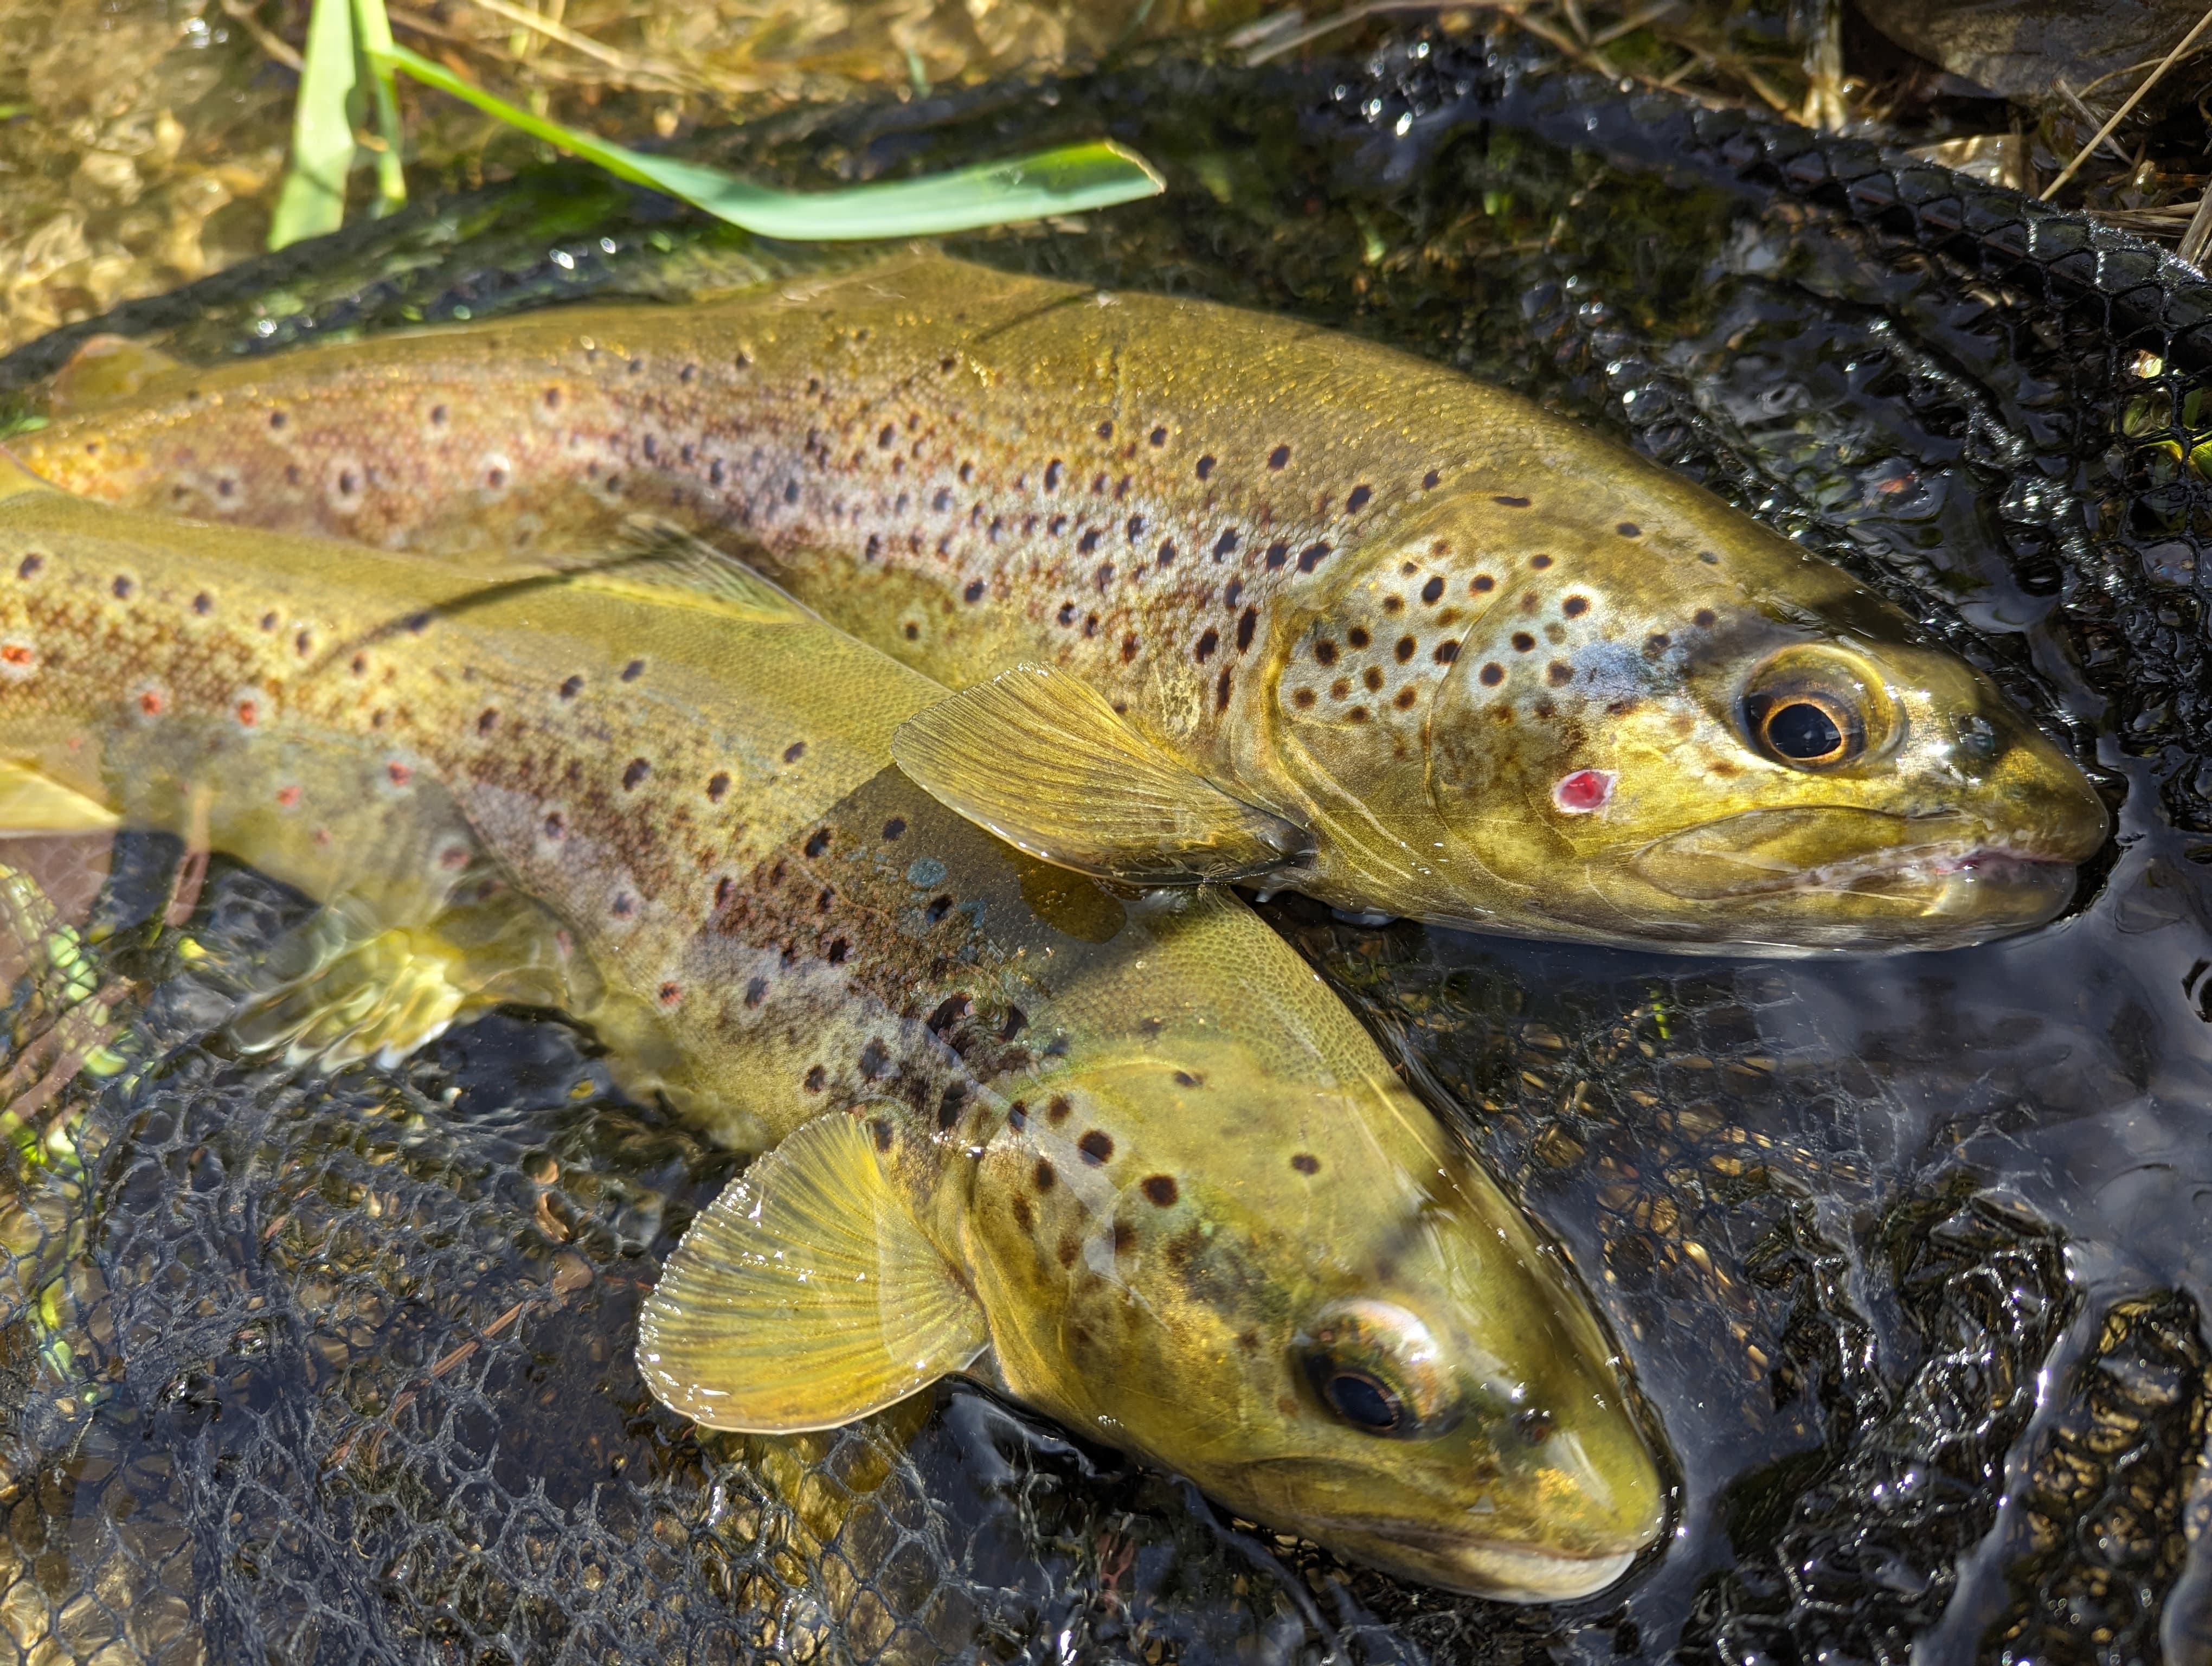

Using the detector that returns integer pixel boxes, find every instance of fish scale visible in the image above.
[0,461,1663,1600]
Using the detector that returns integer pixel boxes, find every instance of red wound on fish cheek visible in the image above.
[1553,769,1615,815]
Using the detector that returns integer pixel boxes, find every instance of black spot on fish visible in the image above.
[1617,522,1642,537]
[743,977,767,1008]
[1694,609,1716,630]
[1347,626,1369,648]
[1034,1158,1056,1191]
[709,459,726,487]
[1291,1153,1320,1174]
[1237,607,1257,652]
[1096,420,1114,441]
[1121,633,1139,662]
[1564,596,1590,617]
[1197,455,1215,479]
[1362,666,1384,691]
[1216,667,1234,711]
[882,817,905,841]
[1149,426,1168,447]
[859,1040,891,1078]
[1494,494,1530,507]
[1045,459,1064,490]
[803,829,832,860]
[715,877,734,909]
[1298,543,1329,573]
[878,425,897,450]
[784,741,807,763]
[1434,640,1461,664]
[1142,1175,1178,1207]
[926,895,953,925]
[708,772,730,802]
[1214,529,1239,559]
[622,758,651,790]
[1346,484,1372,512]
[871,1118,893,1154]
[543,812,565,840]
[1224,578,1243,609]
[1047,1096,1072,1124]
[1126,515,1145,540]
[1547,661,1572,685]
[1512,632,1535,652]
[1264,541,1289,570]
[1314,640,1338,667]
[1472,575,1495,594]
[1382,595,1403,613]
[1268,445,1290,470]
[933,488,951,512]
[112,575,133,599]
[1112,1222,1137,1255]
[1422,470,1441,490]
[478,708,498,733]
[621,658,645,681]
[964,579,986,603]
[1078,529,1102,555]
[560,675,584,699]
[804,1066,827,1091]
[1480,663,1504,686]
[1420,576,1445,604]
[1293,689,1316,708]
[1008,1101,1028,1131]
[14,554,40,579]
[1156,539,1175,566]
[1395,637,1416,663]
[1194,629,1219,661]
[1699,549,1722,565]
[1532,554,1553,570]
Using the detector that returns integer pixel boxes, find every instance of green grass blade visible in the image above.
[352,0,408,216]
[269,0,362,248]
[380,43,1163,240]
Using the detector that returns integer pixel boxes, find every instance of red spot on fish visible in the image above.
[1553,769,1615,815]
[1,644,33,667]
[236,699,259,726]
[387,761,412,786]
[275,785,301,808]
[138,690,165,716]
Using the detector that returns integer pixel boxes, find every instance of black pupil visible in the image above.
[1767,700,1843,760]
[1325,1370,1403,1432]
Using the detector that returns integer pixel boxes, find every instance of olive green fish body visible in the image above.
[0,467,1662,1599]
[21,254,2109,952]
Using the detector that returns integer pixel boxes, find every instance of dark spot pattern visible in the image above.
[1291,1153,1320,1175]
[1141,1175,1178,1207]
[1079,1131,1113,1165]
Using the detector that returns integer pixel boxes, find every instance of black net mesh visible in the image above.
[1,22,2210,1664]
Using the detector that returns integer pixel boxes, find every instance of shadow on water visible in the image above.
[1,21,2210,1665]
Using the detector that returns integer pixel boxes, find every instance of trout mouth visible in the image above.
[1317,1519,1642,1601]
[1629,808,2091,905]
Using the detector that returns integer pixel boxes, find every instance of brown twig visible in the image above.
[2044,3,2212,201]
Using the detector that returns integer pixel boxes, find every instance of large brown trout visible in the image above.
[0,455,1663,1600]
[19,252,2107,953]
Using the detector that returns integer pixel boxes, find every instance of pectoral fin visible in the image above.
[568,517,811,624]
[0,451,59,504]
[638,1111,987,1433]
[890,664,1311,883]
[48,335,185,416]
[0,761,117,836]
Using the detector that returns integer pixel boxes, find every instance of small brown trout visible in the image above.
[20,252,2107,953]
[0,456,1662,1600]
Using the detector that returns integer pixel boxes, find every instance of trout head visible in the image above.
[962,1038,1664,1601]
[1268,495,2107,952]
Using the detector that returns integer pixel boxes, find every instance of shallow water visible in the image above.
[0,23,2209,1665]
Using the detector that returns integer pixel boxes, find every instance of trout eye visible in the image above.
[1297,1298,1461,1440]
[1741,648,1893,771]
[1316,1368,1404,1433]
[1757,695,1851,764]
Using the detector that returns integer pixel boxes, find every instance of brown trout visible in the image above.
[18,252,2108,954]
[0,455,1663,1600]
